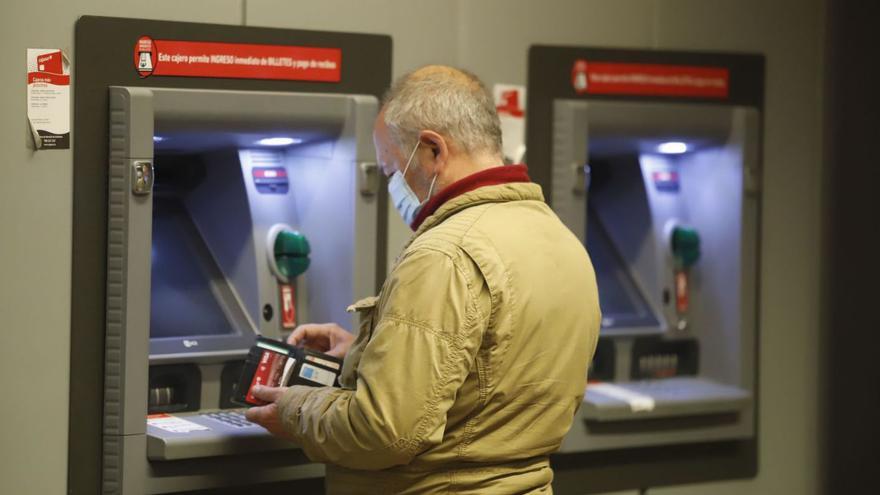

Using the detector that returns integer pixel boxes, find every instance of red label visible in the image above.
[572,59,729,99]
[253,168,287,179]
[245,350,286,405]
[134,36,341,82]
[653,171,678,181]
[675,270,689,314]
[496,89,524,117]
[135,36,158,78]
[27,72,70,85]
[652,170,680,191]
[280,284,296,329]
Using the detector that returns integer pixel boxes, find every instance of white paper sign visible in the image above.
[493,84,527,164]
[147,414,211,433]
[588,383,656,412]
[27,49,70,150]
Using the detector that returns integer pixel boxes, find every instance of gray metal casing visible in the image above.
[104,86,379,494]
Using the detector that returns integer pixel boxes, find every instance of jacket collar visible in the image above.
[406,181,545,245]
[411,165,531,229]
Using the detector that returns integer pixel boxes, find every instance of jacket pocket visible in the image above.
[347,296,380,338]
[340,296,379,388]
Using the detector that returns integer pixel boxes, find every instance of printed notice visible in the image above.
[27,49,70,149]
[147,414,211,433]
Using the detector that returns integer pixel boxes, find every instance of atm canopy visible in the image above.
[115,87,375,155]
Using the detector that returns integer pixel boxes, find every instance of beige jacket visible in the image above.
[278,182,601,494]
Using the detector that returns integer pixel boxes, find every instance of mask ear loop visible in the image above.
[402,140,420,176]
[426,174,438,199]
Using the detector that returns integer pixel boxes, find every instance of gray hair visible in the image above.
[382,65,503,156]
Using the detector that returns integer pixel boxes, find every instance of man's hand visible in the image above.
[288,323,354,358]
[244,385,295,441]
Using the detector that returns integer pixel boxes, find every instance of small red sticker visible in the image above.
[280,283,296,329]
[496,88,524,117]
[675,270,689,314]
[135,36,157,78]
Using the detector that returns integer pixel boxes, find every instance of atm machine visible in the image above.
[526,46,764,491]
[70,17,391,495]
[107,87,379,493]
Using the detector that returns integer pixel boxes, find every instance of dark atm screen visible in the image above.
[150,199,237,339]
[586,206,660,330]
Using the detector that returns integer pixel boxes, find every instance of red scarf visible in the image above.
[411,164,531,230]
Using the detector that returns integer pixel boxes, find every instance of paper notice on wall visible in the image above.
[493,84,526,164]
[27,49,70,150]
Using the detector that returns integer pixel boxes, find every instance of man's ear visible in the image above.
[418,130,449,168]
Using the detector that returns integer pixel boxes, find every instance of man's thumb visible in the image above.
[251,385,283,402]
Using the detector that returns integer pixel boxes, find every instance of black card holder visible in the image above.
[232,336,343,406]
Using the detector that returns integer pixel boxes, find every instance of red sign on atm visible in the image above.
[134,36,341,82]
[280,283,296,329]
[572,59,729,99]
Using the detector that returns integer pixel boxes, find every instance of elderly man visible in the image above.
[247,65,601,494]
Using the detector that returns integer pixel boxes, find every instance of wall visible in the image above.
[0,1,824,494]
[0,3,242,494]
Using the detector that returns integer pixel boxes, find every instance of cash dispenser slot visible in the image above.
[148,365,201,414]
[219,360,246,409]
[630,336,698,380]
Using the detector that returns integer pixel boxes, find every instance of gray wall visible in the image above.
[0,1,824,494]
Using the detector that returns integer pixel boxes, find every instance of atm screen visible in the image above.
[150,199,238,339]
[586,206,660,330]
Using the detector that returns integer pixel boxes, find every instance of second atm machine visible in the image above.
[527,47,764,489]
[70,17,391,495]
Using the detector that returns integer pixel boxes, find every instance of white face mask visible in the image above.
[388,141,437,228]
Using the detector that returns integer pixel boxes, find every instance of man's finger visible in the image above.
[325,346,345,358]
[251,385,285,402]
[287,326,306,345]
[288,324,323,345]
[245,404,270,424]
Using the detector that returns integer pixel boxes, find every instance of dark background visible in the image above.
[821,1,880,493]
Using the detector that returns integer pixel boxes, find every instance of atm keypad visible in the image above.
[204,411,254,428]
